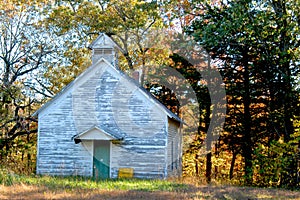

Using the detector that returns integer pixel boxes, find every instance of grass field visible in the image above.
[0,171,300,199]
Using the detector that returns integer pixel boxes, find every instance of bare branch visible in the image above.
[0,129,37,149]
[24,82,53,98]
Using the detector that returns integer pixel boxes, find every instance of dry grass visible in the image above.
[0,171,299,200]
[0,184,187,200]
[1,183,300,200]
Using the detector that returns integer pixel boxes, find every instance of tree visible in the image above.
[0,1,56,173]
[187,0,300,185]
[43,0,165,88]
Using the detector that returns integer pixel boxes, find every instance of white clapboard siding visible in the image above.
[36,34,182,179]
[36,59,177,178]
[167,119,182,177]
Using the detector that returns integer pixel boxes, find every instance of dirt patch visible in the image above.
[0,184,299,200]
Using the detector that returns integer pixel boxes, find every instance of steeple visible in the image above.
[88,33,119,67]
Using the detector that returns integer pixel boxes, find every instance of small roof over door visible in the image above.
[73,126,121,144]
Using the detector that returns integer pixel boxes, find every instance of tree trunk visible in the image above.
[242,48,253,185]
[229,151,236,180]
[214,143,219,179]
[195,154,199,176]
[206,152,212,183]
[205,101,212,183]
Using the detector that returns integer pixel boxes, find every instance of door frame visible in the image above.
[92,140,112,178]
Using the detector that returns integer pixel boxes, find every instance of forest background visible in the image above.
[0,0,299,189]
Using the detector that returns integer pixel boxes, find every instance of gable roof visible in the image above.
[116,69,183,123]
[33,35,183,124]
[88,32,120,50]
[32,58,110,117]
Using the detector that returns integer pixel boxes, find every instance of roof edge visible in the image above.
[72,125,123,144]
[32,58,114,117]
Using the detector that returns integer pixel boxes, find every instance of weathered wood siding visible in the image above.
[37,60,169,178]
[37,93,93,176]
[167,119,182,177]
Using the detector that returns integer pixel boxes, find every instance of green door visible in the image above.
[93,140,110,179]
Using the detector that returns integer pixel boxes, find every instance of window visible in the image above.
[94,48,113,55]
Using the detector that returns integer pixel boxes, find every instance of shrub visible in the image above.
[252,139,299,188]
[0,167,19,186]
